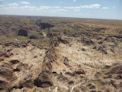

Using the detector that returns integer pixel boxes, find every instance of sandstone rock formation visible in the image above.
[0,16,122,92]
[0,35,121,92]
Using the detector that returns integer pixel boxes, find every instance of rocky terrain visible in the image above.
[0,15,122,92]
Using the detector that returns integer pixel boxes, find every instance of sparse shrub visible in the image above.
[29,35,39,39]
[36,20,54,30]
[18,29,28,36]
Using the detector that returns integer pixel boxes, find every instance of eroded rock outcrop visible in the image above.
[0,35,121,92]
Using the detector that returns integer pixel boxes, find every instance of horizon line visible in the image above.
[0,14,122,21]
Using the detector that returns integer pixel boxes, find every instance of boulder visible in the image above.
[34,71,53,88]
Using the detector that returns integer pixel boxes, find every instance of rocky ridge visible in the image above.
[0,34,121,92]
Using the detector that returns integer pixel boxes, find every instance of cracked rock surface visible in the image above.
[0,16,122,92]
[0,35,121,92]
